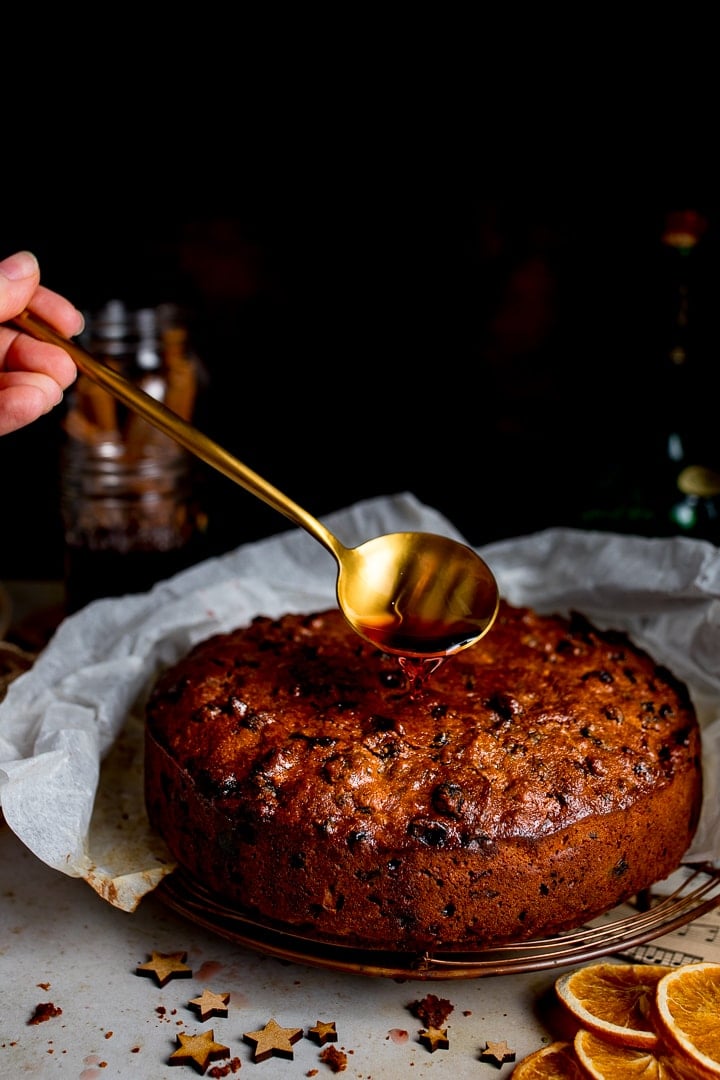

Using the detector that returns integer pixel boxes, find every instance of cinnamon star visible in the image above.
[308,1020,338,1046]
[136,951,193,987]
[419,1026,450,1052]
[168,1029,229,1074]
[188,989,230,1021]
[480,1039,516,1066]
[243,1017,303,1062]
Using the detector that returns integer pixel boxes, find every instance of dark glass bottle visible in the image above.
[657,210,720,543]
[576,209,719,541]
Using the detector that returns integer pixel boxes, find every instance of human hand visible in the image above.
[0,251,85,436]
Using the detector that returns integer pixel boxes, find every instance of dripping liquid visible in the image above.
[398,655,447,694]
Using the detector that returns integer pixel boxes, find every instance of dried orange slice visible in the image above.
[655,962,720,1078]
[574,1028,695,1079]
[555,962,673,1049]
[509,1039,585,1078]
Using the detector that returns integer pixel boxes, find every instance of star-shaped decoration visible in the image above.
[243,1017,303,1062]
[136,951,193,987]
[187,988,230,1021]
[480,1039,516,1067]
[168,1029,229,1074]
[308,1019,338,1045]
[418,1025,450,1052]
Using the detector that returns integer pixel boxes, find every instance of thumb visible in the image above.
[0,251,41,321]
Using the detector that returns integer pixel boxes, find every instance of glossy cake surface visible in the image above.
[144,601,703,952]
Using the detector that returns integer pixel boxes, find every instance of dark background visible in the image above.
[3,199,719,586]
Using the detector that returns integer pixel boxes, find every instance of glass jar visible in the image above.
[60,301,207,612]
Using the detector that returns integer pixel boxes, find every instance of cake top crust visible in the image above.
[145,601,701,850]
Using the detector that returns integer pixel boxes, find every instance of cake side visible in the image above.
[144,602,703,951]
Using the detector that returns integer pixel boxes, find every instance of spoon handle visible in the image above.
[11,309,343,560]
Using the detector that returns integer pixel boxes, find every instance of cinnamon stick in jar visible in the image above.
[162,325,198,422]
[65,373,118,445]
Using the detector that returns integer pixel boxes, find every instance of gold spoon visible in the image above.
[12,309,499,660]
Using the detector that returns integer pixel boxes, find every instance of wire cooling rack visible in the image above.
[156,862,720,981]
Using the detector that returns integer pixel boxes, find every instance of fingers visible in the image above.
[0,371,65,436]
[0,251,41,320]
[0,328,78,387]
[28,283,86,340]
[0,250,85,341]
[0,250,84,433]
[1,250,83,388]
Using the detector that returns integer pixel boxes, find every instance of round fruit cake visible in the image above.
[144,600,703,953]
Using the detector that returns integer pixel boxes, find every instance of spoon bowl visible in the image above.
[12,309,499,659]
[338,531,498,657]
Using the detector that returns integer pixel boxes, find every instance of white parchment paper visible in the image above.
[1,491,719,912]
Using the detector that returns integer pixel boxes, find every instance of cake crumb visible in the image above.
[408,993,453,1028]
[319,1044,348,1072]
[208,1057,242,1077]
[27,1003,62,1025]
